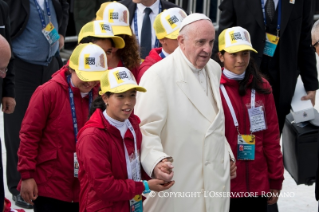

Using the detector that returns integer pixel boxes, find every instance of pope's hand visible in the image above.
[153,159,174,182]
[230,160,237,180]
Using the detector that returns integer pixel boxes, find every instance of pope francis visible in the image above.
[135,14,235,212]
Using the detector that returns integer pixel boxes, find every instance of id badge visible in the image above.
[263,33,279,57]
[42,22,60,45]
[74,152,79,178]
[129,194,143,212]
[248,106,266,132]
[237,134,255,160]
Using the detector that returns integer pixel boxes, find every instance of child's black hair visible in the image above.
[79,36,115,47]
[89,92,112,117]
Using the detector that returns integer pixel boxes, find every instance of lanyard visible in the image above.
[123,119,141,181]
[159,51,166,59]
[260,0,282,37]
[220,84,256,130]
[134,2,161,48]
[34,0,51,29]
[67,75,93,143]
[251,89,256,108]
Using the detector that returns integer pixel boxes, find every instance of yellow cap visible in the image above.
[78,20,125,49]
[69,43,108,82]
[218,26,257,53]
[99,67,146,94]
[96,2,132,36]
[153,8,187,39]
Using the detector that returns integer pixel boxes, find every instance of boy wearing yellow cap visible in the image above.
[216,26,284,212]
[76,67,174,212]
[137,8,186,83]
[17,44,108,212]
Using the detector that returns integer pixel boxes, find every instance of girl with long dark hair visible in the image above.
[216,26,284,212]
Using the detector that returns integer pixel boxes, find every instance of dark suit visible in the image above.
[3,0,69,197]
[118,0,179,58]
[118,0,179,25]
[213,0,318,133]
[0,1,12,209]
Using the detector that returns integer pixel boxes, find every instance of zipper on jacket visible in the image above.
[240,96,250,193]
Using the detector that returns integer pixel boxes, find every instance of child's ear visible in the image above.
[159,38,166,47]
[101,94,108,105]
[218,52,224,62]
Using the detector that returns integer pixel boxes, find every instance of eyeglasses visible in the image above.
[311,40,319,52]
[0,68,7,74]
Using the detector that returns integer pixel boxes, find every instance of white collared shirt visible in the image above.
[264,0,279,9]
[37,0,45,10]
[131,0,160,48]
[161,48,170,57]
[180,49,208,94]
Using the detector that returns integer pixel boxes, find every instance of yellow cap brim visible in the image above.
[165,29,179,39]
[224,44,258,53]
[78,33,125,49]
[112,25,132,36]
[111,37,125,49]
[99,84,147,95]
[75,70,107,82]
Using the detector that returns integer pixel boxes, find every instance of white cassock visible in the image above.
[135,47,234,212]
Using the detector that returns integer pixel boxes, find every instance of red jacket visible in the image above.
[76,109,145,212]
[220,74,284,197]
[17,65,99,202]
[137,47,163,83]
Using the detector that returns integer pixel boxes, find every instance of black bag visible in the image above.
[282,113,319,185]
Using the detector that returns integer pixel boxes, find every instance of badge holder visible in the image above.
[247,90,267,133]
[42,22,60,45]
[247,104,267,133]
[237,129,256,160]
[130,194,143,212]
[263,32,279,57]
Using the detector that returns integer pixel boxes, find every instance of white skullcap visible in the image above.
[179,13,211,32]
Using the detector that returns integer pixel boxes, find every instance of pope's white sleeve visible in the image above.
[135,70,169,178]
